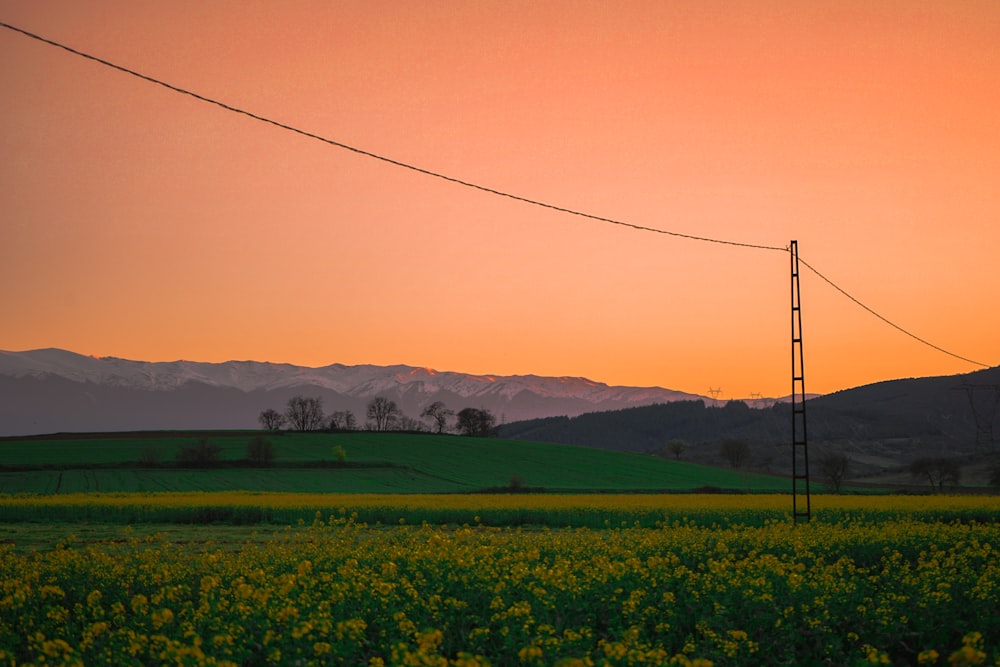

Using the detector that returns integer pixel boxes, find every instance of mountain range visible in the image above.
[1,348,729,436]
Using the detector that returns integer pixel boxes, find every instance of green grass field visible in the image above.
[0,431,795,494]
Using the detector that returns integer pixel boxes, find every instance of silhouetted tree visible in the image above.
[666,438,687,460]
[344,411,358,430]
[456,407,497,437]
[421,401,454,434]
[397,415,426,432]
[818,450,850,494]
[910,457,961,492]
[329,410,357,431]
[366,397,401,432]
[719,439,749,468]
[286,396,325,431]
[258,408,286,431]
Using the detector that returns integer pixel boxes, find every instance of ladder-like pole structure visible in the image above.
[790,240,811,523]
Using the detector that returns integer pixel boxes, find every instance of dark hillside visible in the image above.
[499,366,1000,481]
[500,400,789,452]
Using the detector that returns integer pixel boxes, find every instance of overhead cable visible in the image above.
[0,21,785,252]
[798,257,989,368]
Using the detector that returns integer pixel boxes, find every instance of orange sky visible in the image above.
[1,1,998,399]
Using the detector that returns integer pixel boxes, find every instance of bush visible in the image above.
[247,437,275,467]
[138,446,162,467]
[176,439,223,468]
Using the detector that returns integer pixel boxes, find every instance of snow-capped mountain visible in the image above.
[0,348,730,436]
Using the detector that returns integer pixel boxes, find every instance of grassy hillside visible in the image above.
[0,431,795,494]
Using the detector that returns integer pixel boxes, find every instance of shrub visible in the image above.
[138,446,162,467]
[247,437,275,467]
[175,439,223,467]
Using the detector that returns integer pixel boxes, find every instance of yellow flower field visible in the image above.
[1,491,997,527]
[1,493,998,665]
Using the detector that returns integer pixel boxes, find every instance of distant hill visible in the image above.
[0,348,732,436]
[499,365,1000,484]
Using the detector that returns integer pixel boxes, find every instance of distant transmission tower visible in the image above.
[708,387,723,400]
[790,240,810,524]
[952,384,1000,452]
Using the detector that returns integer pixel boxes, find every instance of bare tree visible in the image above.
[398,415,426,432]
[258,408,286,431]
[329,410,357,431]
[366,396,401,432]
[910,457,961,492]
[456,407,497,437]
[421,401,454,434]
[286,396,325,432]
[818,451,850,494]
[719,439,749,468]
[666,439,687,461]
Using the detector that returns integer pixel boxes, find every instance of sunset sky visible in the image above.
[1,1,998,399]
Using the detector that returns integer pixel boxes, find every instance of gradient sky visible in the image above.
[1,1,998,399]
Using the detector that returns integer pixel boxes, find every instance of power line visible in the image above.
[0,21,785,253]
[1,21,991,370]
[797,256,989,368]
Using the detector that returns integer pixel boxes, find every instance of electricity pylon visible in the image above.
[790,240,810,524]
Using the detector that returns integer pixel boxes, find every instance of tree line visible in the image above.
[659,437,974,494]
[258,396,497,437]
[137,436,277,468]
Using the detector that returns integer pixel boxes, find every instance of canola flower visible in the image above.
[1,491,998,528]
[1,498,999,666]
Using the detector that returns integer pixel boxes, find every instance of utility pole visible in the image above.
[790,240,810,524]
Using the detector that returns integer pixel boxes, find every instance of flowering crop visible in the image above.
[1,492,997,527]
[2,495,999,665]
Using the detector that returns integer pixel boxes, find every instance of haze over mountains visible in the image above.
[1,348,727,436]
